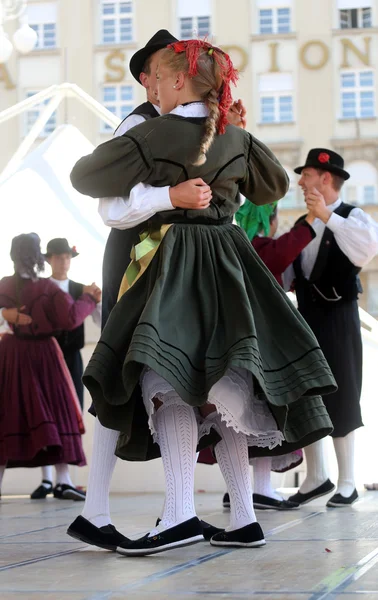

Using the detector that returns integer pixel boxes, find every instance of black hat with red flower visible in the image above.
[44,238,79,258]
[294,148,350,180]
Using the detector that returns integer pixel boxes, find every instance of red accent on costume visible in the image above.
[318,152,330,164]
[168,40,239,134]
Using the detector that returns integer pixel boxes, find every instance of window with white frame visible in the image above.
[27,2,57,49]
[259,73,294,124]
[341,70,375,119]
[24,91,57,137]
[280,167,298,208]
[100,0,134,45]
[102,84,134,132]
[343,160,378,206]
[178,0,211,39]
[259,7,291,34]
[338,0,372,29]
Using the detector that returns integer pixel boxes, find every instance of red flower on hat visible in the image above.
[72,246,77,253]
[318,152,330,164]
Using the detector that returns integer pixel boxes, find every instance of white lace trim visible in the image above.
[140,367,284,449]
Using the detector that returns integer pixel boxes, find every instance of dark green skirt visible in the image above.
[84,223,335,461]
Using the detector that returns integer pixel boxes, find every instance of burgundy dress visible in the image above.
[199,220,315,472]
[0,275,96,468]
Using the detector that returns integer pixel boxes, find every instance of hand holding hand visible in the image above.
[83,283,101,301]
[169,178,212,210]
[305,187,331,223]
[227,99,247,129]
[2,306,32,326]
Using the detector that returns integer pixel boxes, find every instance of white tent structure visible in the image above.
[0,83,121,284]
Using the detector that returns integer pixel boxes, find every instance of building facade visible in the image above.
[1,0,378,312]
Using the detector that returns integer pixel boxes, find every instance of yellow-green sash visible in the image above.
[118,224,172,300]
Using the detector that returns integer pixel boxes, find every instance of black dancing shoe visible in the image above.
[155,517,224,541]
[326,489,358,508]
[288,479,335,505]
[210,522,266,548]
[67,516,129,551]
[223,492,230,508]
[117,517,204,556]
[53,484,86,501]
[253,493,300,511]
[30,480,53,499]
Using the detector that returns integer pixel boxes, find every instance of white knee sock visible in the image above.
[81,417,119,528]
[55,464,74,487]
[41,465,53,486]
[299,439,329,494]
[153,400,198,533]
[253,457,282,500]
[213,415,256,531]
[0,464,6,491]
[333,431,356,497]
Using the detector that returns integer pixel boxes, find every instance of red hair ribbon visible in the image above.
[167,40,239,135]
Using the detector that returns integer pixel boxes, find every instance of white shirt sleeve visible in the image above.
[0,308,12,335]
[91,303,102,327]
[326,208,378,267]
[98,113,174,230]
[282,265,295,292]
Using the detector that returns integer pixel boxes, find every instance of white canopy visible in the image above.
[0,124,109,285]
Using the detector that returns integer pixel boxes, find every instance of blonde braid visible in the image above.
[194,89,220,166]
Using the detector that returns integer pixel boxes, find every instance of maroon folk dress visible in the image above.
[199,220,315,472]
[0,275,96,468]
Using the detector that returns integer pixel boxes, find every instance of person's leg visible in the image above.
[333,431,356,498]
[153,394,198,530]
[299,439,329,493]
[55,464,74,487]
[42,465,53,484]
[253,457,282,501]
[80,418,119,527]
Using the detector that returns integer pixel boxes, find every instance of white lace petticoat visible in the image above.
[140,367,284,450]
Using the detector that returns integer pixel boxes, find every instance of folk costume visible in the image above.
[0,235,96,493]
[45,238,101,411]
[69,38,337,552]
[286,149,378,507]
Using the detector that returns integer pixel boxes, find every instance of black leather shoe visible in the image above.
[117,517,204,556]
[67,516,129,550]
[326,489,358,507]
[53,484,86,501]
[30,480,53,499]
[223,492,230,508]
[253,493,300,510]
[155,517,224,541]
[200,520,225,540]
[210,522,266,548]
[288,479,335,505]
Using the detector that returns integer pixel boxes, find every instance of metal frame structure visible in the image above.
[0,82,121,182]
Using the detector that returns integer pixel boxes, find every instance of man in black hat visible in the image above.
[29,238,101,501]
[284,148,378,507]
[68,30,227,550]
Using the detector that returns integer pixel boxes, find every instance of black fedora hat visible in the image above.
[294,148,350,181]
[130,29,178,84]
[44,238,79,258]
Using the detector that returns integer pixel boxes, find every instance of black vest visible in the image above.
[54,280,85,353]
[101,102,160,329]
[293,203,362,308]
[114,102,159,136]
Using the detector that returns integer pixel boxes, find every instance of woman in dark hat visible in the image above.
[70,41,336,554]
[0,233,99,499]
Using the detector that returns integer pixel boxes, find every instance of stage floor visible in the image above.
[1,491,378,600]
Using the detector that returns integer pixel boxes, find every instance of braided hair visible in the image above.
[10,233,45,281]
[160,41,238,165]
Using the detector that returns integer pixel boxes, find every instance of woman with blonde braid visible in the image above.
[69,40,336,555]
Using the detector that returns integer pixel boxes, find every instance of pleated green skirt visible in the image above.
[84,223,335,461]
